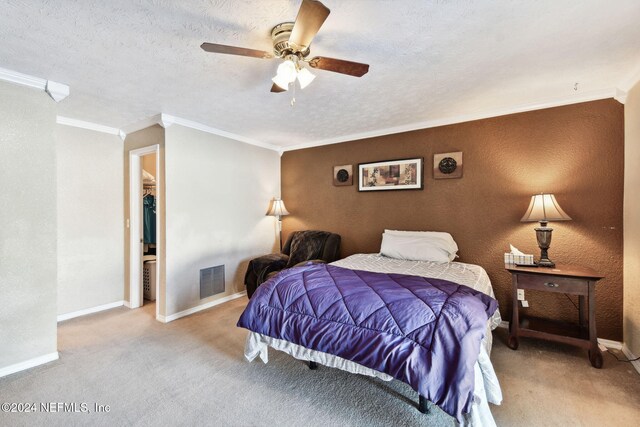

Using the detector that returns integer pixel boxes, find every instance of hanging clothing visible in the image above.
[143,194,156,244]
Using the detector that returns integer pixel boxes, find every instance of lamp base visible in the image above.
[535,222,555,268]
[536,258,556,268]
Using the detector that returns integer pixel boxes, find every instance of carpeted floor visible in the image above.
[1,298,639,426]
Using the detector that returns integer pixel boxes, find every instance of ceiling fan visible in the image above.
[200,0,369,93]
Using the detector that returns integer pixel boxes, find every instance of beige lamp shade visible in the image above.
[521,194,572,223]
[267,198,290,217]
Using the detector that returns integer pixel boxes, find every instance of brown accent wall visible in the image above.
[282,99,624,340]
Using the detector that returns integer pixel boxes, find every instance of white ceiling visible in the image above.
[1,0,639,149]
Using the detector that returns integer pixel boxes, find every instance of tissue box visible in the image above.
[504,253,535,265]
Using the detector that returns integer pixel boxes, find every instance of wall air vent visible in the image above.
[200,265,225,299]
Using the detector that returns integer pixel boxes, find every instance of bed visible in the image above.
[237,233,503,426]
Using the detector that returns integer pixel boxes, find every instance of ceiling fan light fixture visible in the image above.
[277,59,297,83]
[297,67,316,89]
[200,1,370,95]
[272,74,291,91]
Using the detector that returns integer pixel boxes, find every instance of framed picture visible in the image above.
[433,152,463,179]
[358,157,424,191]
[333,164,353,186]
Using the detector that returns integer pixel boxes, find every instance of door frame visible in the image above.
[129,144,161,318]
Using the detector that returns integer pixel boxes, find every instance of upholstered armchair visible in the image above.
[244,230,341,298]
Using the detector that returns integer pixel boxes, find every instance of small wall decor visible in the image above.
[434,151,463,179]
[358,157,424,192]
[333,164,353,186]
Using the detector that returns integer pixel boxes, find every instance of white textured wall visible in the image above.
[56,125,124,315]
[624,81,640,355]
[0,82,57,369]
[164,125,280,315]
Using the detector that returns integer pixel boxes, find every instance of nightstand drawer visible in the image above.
[516,273,587,295]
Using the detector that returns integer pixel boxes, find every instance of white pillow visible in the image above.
[384,229,459,258]
[380,233,452,263]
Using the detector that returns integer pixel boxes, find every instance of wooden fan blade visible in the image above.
[271,83,286,93]
[289,0,330,51]
[308,57,369,77]
[200,42,273,59]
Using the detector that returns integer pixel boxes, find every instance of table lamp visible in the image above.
[267,198,289,250]
[520,193,572,267]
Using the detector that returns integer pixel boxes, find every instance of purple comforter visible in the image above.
[237,263,498,421]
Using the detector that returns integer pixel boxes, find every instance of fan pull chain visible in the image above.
[290,81,297,107]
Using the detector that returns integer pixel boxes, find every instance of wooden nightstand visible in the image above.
[505,264,605,368]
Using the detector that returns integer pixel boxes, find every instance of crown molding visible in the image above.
[0,66,46,89]
[56,116,120,135]
[164,115,280,151]
[0,66,69,103]
[120,113,163,136]
[47,83,624,153]
[281,88,618,152]
[619,61,640,93]
[159,114,175,128]
[45,80,69,102]
[614,88,628,104]
[120,113,280,152]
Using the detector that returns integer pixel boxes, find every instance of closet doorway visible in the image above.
[129,145,162,318]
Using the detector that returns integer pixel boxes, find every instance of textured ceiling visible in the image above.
[1,0,639,148]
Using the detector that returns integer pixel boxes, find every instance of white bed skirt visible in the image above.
[245,332,501,427]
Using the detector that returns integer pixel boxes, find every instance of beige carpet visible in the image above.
[1,298,639,426]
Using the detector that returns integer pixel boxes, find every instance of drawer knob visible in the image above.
[545,282,559,288]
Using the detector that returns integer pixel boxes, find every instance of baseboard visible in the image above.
[156,291,247,323]
[0,352,59,378]
[123,300,132,308]
[622,344,640,375]
[597,338,623,350]
[57,300,125,322]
